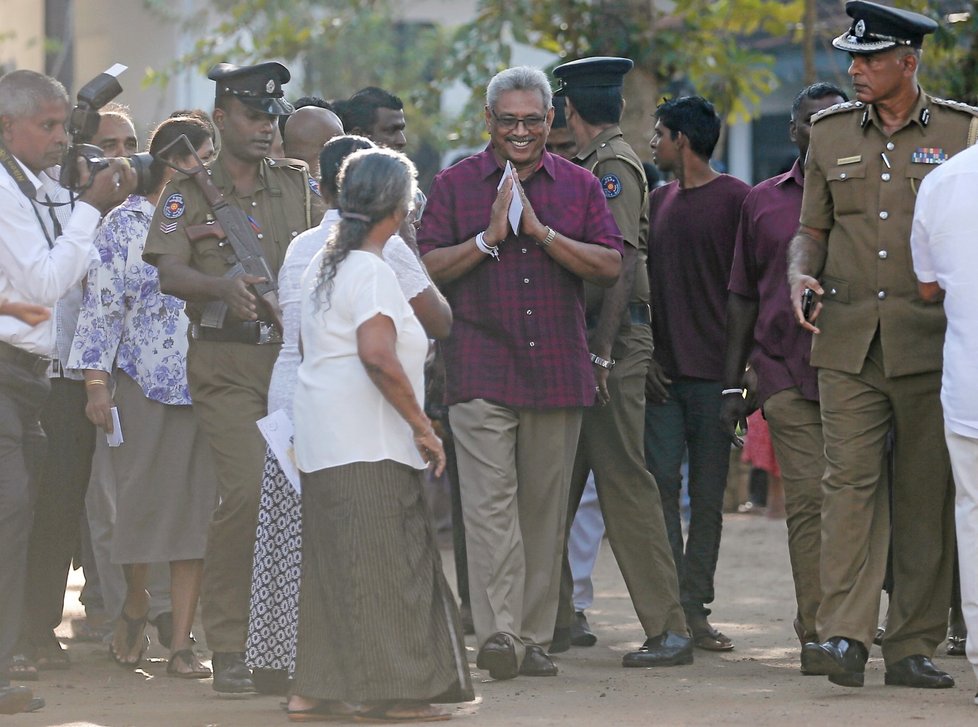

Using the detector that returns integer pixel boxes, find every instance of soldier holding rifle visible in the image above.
[143,62,312,695]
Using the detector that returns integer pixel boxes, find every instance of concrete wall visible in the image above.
[73,0,213,145]
[0,0,45,73]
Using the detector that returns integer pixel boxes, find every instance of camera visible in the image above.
[59,64,153,196]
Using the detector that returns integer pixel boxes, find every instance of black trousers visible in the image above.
[21,378,95,646]
[0,361,49,680]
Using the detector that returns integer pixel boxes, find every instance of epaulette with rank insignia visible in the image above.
[931,97,978,118]
[268,157,310,172]
[811,100,865,125]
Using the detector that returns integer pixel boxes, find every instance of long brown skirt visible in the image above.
[293,459,473,704]
[110,372,217,564]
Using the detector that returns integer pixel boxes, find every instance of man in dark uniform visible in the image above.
[551,57,691,667]
[788,1,978,689]
[143,62,312,694]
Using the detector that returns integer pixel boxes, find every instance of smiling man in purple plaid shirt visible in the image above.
[419,65,623,681]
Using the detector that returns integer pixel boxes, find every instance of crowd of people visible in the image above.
[1,0,978,720]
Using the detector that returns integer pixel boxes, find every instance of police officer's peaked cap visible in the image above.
[832,1,938,54]
[553,57,633,96]
[208,62,294,116]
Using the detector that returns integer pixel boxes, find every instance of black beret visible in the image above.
[553,56,633,96]
[207,61,294,116]
[832,0,938,54]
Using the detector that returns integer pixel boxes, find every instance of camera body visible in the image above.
[59,64,153,195]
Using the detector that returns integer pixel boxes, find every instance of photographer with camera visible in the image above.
[0,69,132,714]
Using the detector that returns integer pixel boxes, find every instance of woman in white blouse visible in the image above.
[246,135,451,693]
[286,149,471,722]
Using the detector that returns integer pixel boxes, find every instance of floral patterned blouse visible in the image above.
[68,195,191,406]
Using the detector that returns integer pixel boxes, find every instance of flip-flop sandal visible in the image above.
[354,702,451,723]
[5,654,39,682]
[108,609,150,668]
[287,701,366,722]
[166,649,212,679]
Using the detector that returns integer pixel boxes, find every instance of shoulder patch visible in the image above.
[162,193,185,220]
[308,176,321,197]
[932,97,978,118]
[600,174,622,199]
[811,100,864,124]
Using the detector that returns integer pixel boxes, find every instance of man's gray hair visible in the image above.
[0,70,68,120]
[486,66,552,112]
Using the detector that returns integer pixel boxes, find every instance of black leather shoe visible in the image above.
[570,611,597,647]
[211,651,256,695]
[519,644,558,676]
[476,632,519,680]
[549,626,570,654]
[884,655,954,689]
[0,685,33,715]
[800,636,867,687]
[622,631,694,667]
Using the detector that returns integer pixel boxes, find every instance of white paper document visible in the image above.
[257,408,301,495]
[106,406,124,447]
[497,160,523,235]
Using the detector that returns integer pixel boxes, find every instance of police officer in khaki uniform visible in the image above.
[788,1,978,690]
[143,61,312,694]
[551,57,691,667]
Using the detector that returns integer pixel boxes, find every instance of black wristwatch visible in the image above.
[590,353,615,370]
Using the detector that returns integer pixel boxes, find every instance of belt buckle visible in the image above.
[256,322,281,345]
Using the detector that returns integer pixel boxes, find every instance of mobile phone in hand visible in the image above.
[801,288,815,320]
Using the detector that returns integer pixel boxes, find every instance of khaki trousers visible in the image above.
[557,325,685,638]
[816,342,954,663]
[449,399,582,660]
[187,339,278,653]
[762,388,825,641]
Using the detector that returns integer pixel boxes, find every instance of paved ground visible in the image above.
[11,513,978,726]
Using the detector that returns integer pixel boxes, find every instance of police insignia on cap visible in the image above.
[854,19,866,37]
[162,193,185,219]
[266,79,275,93]
[601,174,622,199]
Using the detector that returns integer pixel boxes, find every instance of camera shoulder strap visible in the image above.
[0,140,63,249]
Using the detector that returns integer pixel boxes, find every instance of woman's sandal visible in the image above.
[287,700,366,722]
[108,609,150,668]
[166,649,212,679]
[5,654,38,682]
[354,702,451,723]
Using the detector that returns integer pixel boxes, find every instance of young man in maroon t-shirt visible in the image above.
[644,95,750,652]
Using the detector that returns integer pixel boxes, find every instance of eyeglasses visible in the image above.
[491,110,547,132]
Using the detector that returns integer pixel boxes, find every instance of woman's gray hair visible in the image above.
[486,66,552,112]
[314,147,418,309]
[0,70,68,120]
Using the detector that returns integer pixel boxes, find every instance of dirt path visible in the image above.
[13,514,977,726]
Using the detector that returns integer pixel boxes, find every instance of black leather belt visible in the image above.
[189,321,282,345]
[0,340,52,376]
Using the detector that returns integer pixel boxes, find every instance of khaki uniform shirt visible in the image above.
[574,126,650,323]
[143,154,312,323]
[800,89,978,377]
